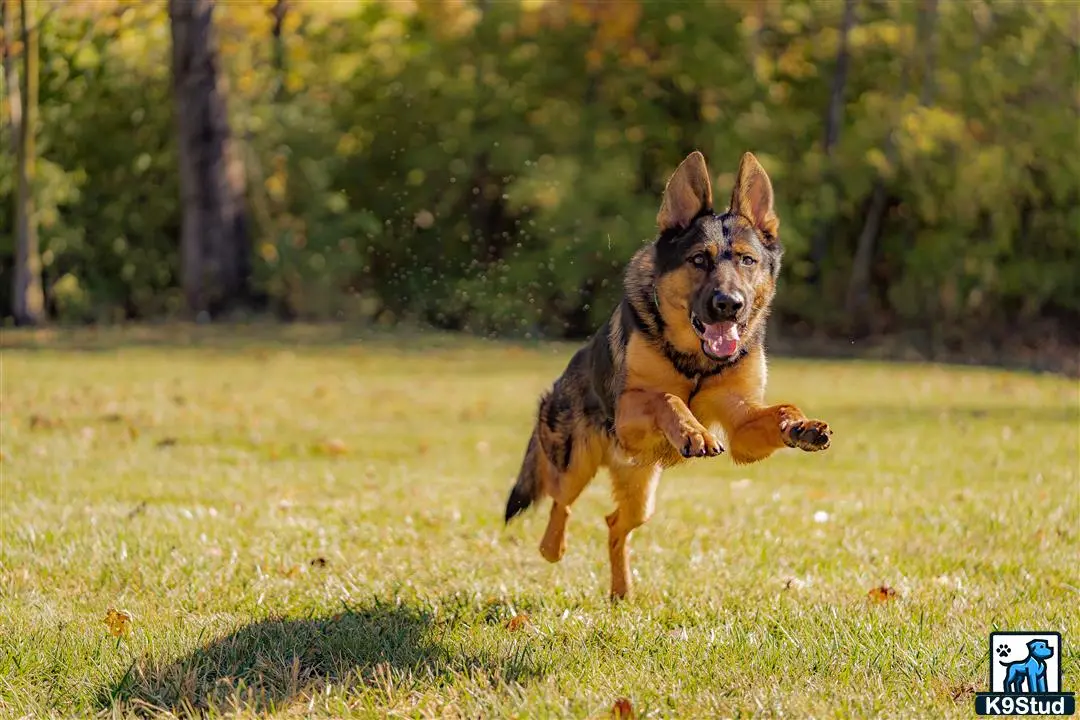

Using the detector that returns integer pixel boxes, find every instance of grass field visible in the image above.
[2,326,1077,719]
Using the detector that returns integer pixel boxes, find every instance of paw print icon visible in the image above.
[995,644,1011,659]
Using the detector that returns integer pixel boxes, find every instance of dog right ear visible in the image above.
[657,151,713,234]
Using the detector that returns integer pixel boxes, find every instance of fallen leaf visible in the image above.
[949,682,977,701]
[867,585,898,603]
[30,414,62,430]
[104,608,132,638]
[310,557,327,568]
[612,698,636,719]
[322,438,348,456]
[783,576,807,591]
[506,613,530,632]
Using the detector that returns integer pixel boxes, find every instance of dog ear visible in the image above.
[729,152,779,246]
[657,151,713,234]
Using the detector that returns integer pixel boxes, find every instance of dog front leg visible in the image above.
[616,388,722,459]
[727,403,832,464]
[693,391,832,465]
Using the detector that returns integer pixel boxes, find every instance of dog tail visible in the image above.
[504,430,547,523]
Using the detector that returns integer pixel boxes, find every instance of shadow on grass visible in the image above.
[98,598,545,717]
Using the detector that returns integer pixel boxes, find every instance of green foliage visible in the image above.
[1,0,1077,346]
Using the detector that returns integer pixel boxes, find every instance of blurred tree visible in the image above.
[8,0,45,325]
[808,0,856,287]
[0,0,1074,363]
[167,0,250,317]
[1,0,17,170]
[846,0,925,332]
[270,0,287,97]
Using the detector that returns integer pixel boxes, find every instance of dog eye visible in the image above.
[689,253,708,268]
[740,255,757,267]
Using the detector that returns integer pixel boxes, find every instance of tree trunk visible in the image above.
[270,0,287,100]
[845,0,935,331]
[168,0,250,318]
[12,0,44,326]
[917,0,940,108]
[845,181,888,329]
[2,0,19,158]
[808,0,856,283]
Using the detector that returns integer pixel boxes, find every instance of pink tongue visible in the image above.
[703,321,740,358]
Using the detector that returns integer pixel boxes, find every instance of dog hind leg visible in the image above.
[538,429,602,563]
[606,461,662,601]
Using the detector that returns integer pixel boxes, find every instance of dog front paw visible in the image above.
[784,419,832,452]
[671,422,724,458]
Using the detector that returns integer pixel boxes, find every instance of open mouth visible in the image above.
[691,312,741,360]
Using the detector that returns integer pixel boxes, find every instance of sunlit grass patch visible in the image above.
[1,327,1077,718]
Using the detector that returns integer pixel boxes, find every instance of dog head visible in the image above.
[651,151,783,362]
[1027,639,1054,660]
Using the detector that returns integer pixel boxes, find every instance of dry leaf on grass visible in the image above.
[867,585,898,603]
[104,608,132,638]
[611,698,636,719]
[320,438,348,456]
[506,613,530,632]
[30,414,63,430]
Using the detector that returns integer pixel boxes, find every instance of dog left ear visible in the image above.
[729,152,779,246]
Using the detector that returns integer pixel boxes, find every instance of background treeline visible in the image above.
[1,0,1077,359]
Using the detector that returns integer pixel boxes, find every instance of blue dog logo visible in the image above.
[976,631,1075,716]
[999,639,1054,693]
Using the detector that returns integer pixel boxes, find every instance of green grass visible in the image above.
[2,326,1077,719]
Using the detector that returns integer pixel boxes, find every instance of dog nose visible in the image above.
[711,291,744,318]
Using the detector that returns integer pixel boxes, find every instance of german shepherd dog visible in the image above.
[503,151,832,600]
